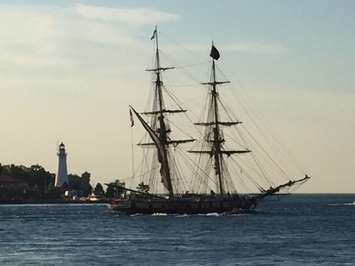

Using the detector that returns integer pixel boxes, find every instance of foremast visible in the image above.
[131,27,194,198]
[189,43,250,195]
[189,43,310,197]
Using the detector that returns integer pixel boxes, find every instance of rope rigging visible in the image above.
[127,28,307,196]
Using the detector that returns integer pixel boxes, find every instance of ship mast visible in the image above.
[189,43,250,195]
[211,60,224,194]
[131,27,194,197]
[153,27,174,197]
[128,34,310,203]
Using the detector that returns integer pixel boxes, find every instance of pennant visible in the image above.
[210,44,220,60]
[129,109,134,127]
[150,28,157,40]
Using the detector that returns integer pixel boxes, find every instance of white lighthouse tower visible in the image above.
[55,142,69,187]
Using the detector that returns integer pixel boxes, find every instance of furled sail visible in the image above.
[130,106,171,194]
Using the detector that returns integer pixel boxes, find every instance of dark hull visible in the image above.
[110,196,257,215]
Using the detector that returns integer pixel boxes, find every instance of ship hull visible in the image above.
[110,196,257,215]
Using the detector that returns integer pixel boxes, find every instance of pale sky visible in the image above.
[0,0,354,192]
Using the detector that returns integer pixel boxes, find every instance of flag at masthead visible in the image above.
[151,26,157,40]
[210,43,220,60]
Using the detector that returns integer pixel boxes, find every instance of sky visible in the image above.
[0,0,354,192]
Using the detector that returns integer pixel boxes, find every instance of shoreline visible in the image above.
[0,200,110,205]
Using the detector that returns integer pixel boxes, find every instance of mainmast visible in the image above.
[189,43,250,195]
[132,26,194,197]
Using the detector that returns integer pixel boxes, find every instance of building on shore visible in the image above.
[55,142,69,187]
[0,175,30,193]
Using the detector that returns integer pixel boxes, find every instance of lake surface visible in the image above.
[0,194,354,265]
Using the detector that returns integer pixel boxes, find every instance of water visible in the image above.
[0,194,354,265]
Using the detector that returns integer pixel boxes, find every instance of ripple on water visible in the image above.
[0,195,354,265]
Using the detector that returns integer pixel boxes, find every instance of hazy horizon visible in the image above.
[0,0,354,193]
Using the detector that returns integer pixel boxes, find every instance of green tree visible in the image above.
[94,183,105,197]
[136,182,150,193]
[105,179,125,198]
[30,164,52,195]
[47,183,61,199]
[67,173,91,197]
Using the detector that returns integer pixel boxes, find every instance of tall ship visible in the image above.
[110,27,310,214]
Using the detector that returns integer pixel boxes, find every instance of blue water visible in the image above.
[0,194,354,265]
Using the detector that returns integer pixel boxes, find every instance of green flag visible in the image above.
[210,44,220,60]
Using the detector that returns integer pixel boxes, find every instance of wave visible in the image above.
[129,212,223,217]
[0,203,108,207]
[129,213,143,217]
[176,214,190,217]
[200,212,220,216]
[328,202,355,206]
[129,212,253,217]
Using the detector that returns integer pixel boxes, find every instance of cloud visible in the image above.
[75,4,179,25]
[0,4,178,70]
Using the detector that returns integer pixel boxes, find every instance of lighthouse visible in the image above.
[55,142,69,187]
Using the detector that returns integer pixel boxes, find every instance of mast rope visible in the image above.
[162,85,205,140]
[242,125,290,181]
[228,160,254,192]
[130,122,135,178]
[177,146,219,192]
[216,64,306,176]
[212,66,291,181]
[229,156,265,192]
